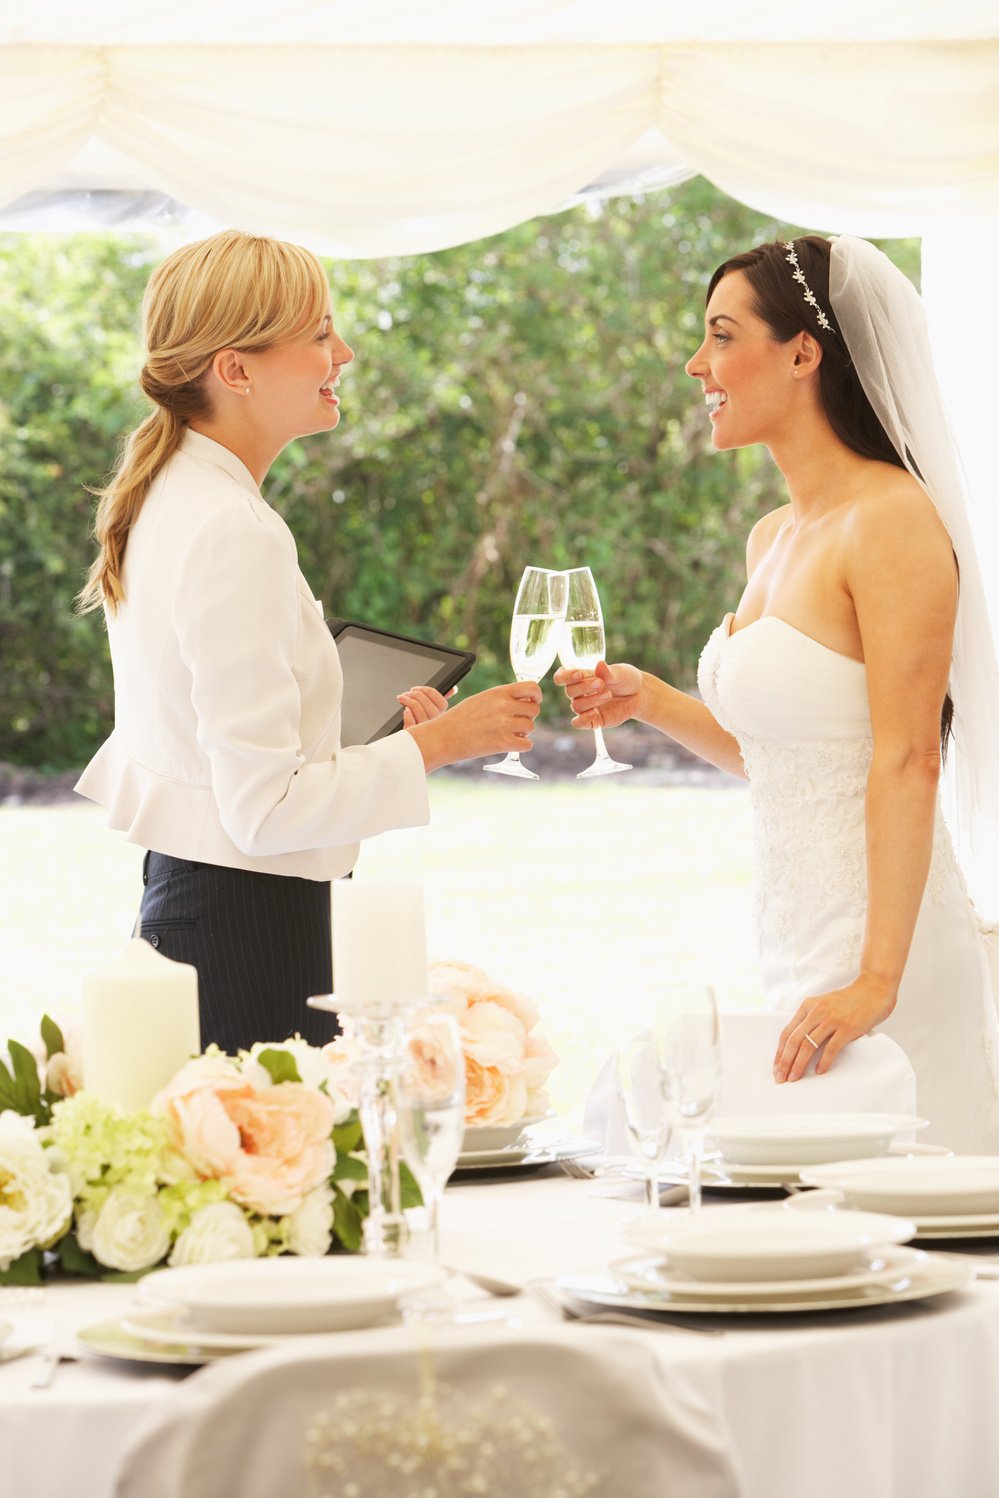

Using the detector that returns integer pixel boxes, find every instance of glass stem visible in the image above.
[644,1165,660,1211]
[427,1191,441,1264]
[687,1129,703,1215]
[592,725,610,760]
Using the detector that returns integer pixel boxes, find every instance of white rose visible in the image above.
[0,1128,73,1270]
[168,1201,256,1266]
[89,1187,171,1272]
[285,1185,334,1257]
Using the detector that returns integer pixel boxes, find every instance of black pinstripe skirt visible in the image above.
[137,852,340,1055]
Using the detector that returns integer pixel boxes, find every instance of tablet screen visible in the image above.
[330,621,475,745]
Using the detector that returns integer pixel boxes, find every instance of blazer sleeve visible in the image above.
[173,500,429,858]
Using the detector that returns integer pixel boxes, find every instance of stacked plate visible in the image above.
[798,1155,999,1240]
[77,1257,444,1366]
[706,1113,929,1186]
[456,1116,599,1174]
[556,1206,972,1315]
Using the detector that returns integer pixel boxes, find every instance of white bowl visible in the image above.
[461,1114,546,1153]
[710,1113,927,1167]
[138,1257,444,1334]
[649,1208,913,1282]
[799,1155,999,1216]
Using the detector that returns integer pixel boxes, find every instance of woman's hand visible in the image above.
[398,685,455,728]
[552,660,645,730]
[773,974,899,1083]
[407,681,543,771]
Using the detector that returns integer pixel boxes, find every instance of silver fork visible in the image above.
[529,1280,723,1336]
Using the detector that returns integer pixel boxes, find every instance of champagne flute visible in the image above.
[397,1011,466,1273]
[655,984,721,1215]
[484,566,566,780]
[558,566,632,778]
[615,1032,671,1215]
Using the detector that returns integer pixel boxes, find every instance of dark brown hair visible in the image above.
[709,235,953,753]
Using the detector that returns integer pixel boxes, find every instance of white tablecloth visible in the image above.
[3,1172,999,1498]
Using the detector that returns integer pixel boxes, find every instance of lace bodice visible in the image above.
[698,615,963,995]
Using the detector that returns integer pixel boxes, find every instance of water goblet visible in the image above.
[397,1011,466,1315]
[484,565,566,780]
[615,1031,672,1215]
[558,566,631,778]
[655,984,721,1215]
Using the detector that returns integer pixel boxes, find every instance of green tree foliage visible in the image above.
[0,181,918,769]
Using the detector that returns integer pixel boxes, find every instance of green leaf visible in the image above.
[331,1153,368,1183]
[0,1248,43,1286]
[0,1058,22,1114]
[332,1116,363,1155]
[399,1162,423,1210]
[56,1234,103,1278]
[9,1040,42,1114]
[40,1014,65,1061]
[255,1048,302,1085]
[332,1189,363,1253]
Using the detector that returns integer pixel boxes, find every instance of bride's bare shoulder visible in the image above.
[847,462,951,548]
[746,504,792,574]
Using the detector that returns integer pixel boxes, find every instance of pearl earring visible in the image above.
[244,386,251,395]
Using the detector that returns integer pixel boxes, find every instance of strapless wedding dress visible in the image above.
[698,612,999,1152]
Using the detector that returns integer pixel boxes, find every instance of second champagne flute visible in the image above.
[655,984,721,1215]
[484,566,565,780]
[558,567,631,779]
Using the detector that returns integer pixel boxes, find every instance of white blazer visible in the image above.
[76,429,429,879]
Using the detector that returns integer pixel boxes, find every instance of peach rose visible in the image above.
[461,1001,528,1073]
[154,1065,336,1217]
[464,1057,529,1127]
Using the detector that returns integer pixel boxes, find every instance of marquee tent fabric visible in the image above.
[1,1,998,254]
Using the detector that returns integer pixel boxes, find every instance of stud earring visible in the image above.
[244,386,251,395]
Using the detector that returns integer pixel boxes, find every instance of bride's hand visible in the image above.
[773,974,898,1083]
[553,660,645,730]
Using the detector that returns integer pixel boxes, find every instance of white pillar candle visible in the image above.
[82,939,201,1111]
[333,880,428,1009]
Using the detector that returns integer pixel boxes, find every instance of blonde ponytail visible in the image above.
[77,228,330,614]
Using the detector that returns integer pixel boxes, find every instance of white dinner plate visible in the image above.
[610,1245,927,1300]
[709,1113,928,1167]
[453,1139,601,1174]
[625,1206,914,1282]
[555,1253,972,1316]
[138,1257,445,1334]
[799,1155,999,1216]
[77,1318,242,1366]
[121,1309,324,1351]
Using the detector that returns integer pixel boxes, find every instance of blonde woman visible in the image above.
[77,230,541,1052]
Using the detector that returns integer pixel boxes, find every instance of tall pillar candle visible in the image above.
[333,880,428,1012]
[82,939,201,1110]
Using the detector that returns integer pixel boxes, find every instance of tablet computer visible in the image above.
[327,617,477,746]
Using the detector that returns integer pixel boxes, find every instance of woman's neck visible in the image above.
[187,416,281,488]
[768,414,872,520]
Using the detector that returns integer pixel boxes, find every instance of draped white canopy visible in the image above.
[2,1,998,252]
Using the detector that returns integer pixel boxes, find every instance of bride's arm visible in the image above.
[774,479,957,1082]
[552,663,746,777]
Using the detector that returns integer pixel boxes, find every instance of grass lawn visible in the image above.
[0,776,761,1119]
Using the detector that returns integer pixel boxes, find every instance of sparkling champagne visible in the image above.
[559,620,605,668]
[510,613,559,678]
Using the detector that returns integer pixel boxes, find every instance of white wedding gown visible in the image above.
[698,612,999,1152]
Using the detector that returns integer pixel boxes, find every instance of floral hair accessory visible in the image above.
[782,240,837,334]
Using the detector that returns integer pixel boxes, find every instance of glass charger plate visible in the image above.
[451,1139,600,1179]
[77,1318,242,1366]
[609,1246,927,1301]
[555,1254,972,1316]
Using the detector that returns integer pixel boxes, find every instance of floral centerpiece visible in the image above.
[324,960,559,1130]
[0,1020,418,1286]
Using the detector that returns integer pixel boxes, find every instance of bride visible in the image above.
[557,235,999,1152]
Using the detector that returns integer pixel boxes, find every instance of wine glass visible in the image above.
[397,1010,465,1291]
[655,984,721,1215]
[615,1032,671,1215]
[557,566,631,778]
[484,566,566,780]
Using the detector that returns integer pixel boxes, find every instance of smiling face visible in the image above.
[685,270,802,452]
[242,305,354,443]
